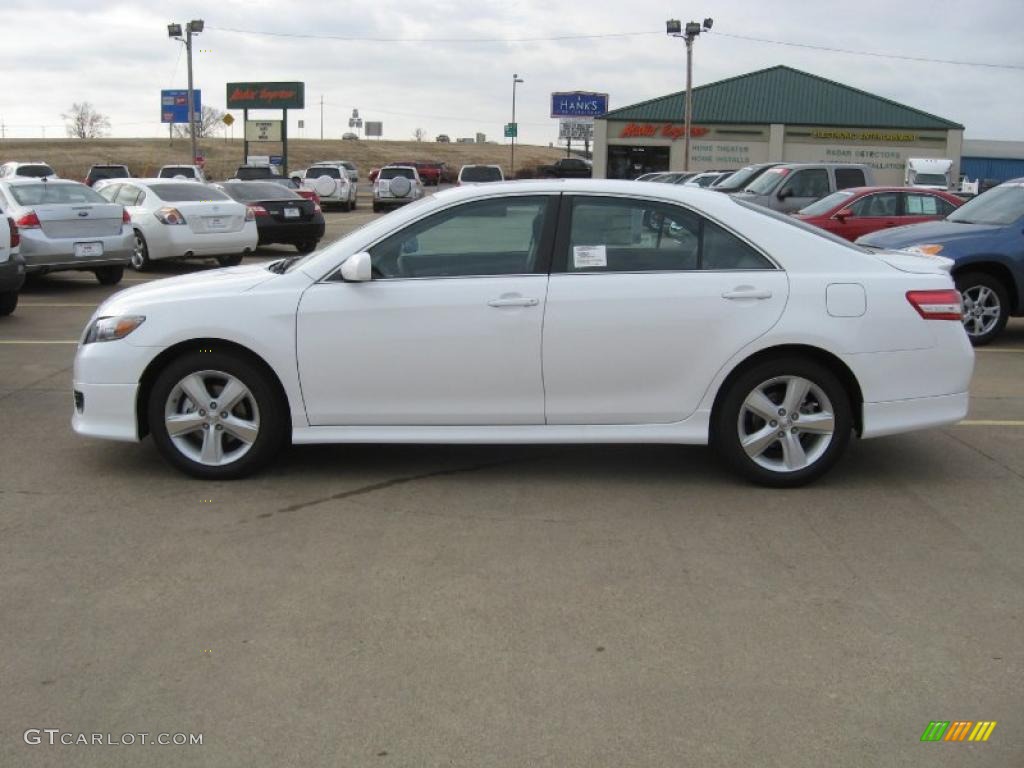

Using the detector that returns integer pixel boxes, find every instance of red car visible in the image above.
[792,186,963,241]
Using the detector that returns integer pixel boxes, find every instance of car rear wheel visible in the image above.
[0,290,17,317]
[955,272,1008,346]
[131,230,150,271]
[148,351,286,479]
[714,357,852,487]
[295,240,318,254]
[217,253,244,267]
[93,266,124,285]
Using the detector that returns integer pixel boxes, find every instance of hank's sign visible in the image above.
[619,123,709,141]
[226,82,305,110]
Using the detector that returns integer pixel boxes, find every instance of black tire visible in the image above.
[955,271,1009,346]
[295,240,318,254]
[217,253,244,267]
[93,265,124,286]
[0,290,17,317]
[372,202,381,213]
[131,229,150,271]
[147,350,287,480]
[714,356,852,488]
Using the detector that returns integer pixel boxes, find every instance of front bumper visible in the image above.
[71,338,158,443]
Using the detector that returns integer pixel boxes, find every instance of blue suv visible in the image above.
[858,179,1024,345]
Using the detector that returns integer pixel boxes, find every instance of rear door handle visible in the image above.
[721,288,772,300]
[487,297,539,308]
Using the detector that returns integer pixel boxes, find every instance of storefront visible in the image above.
[593,66,963,186]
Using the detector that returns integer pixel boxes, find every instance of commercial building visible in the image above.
[960,140,1024,183]
[593,66,964,186]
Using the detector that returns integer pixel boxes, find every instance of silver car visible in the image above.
[0,179,133,285]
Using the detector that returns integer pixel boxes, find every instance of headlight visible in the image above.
[83,315,145,344]
[903,244,944,257]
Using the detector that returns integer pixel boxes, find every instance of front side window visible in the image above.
[781,169,829,198]
[368,196,552,279]
[562,196,772,273]
[850,192,899,217]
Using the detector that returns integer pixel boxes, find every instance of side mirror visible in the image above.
[835,208,853,222]
[340,251,372,282]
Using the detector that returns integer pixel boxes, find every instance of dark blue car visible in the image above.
[858,179,1024,345]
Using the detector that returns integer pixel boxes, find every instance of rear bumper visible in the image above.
[20,227,133,271]
[144,223,258,261]
[861,391,969,439]
[257,220,325,245]
[0,253,26,292]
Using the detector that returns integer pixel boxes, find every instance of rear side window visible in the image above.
[562,197,773,273]
[904,193,952,216]
[147,184,229,202]
[834,168,866,189]
[781,169,829,198]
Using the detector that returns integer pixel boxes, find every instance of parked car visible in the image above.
[653,172,697,184]
[793,187,962,242]
[302,164,358,211]
[72,179,972,487]
[157,165,207,183]
[96,179,257,270]
[311,160,358,183]
[0,213,24,315]
[457,165,504,185]
[710,162,784,193]
[84,164,131,187]
[537,157,592,178]
[342,133,359,141]
[436,134,451,143]
[858,179,1024,345]
[368,167,381,184]
[372,166,424,211]
[213,181,325,254]
[682,171,735,188]
[0,179,132,284]
[232,165,281,181]
[0,161,57,179]
[733,163,875,213]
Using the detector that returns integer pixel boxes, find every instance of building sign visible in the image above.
[810,129,918,142]
[560,121,594,141]
[244,120,282,142]
[551,92,609,121]
[619,123,710,140]
[160,89,201,124]
[226,82,305,110]
[690,142,753,166]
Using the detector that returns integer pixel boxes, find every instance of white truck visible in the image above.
[904,158,953,190]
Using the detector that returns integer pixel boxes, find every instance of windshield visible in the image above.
[9,182,107,205]
[220,182,300,201]
[160,167,197,178]
[381,167,415,180]
[946,183,1024,225]
[148,184,229,202]
[307,167,342,179]
[798,190,856,216]
[744,167,789,195]
[460,166,503,182]
[911,173,947,186]
[15,165,55,178]
[715,164,773,191]
[732,197,871,253]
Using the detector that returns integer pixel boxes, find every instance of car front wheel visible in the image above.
[715,357,852,487]
[956,272,1008,346]
[148,351,287,479]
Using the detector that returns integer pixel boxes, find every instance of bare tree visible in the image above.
[413,127,426,142]
[62,102,111,139]
[173,105,227,139]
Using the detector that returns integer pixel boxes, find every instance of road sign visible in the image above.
[504,123,518,138]
[550,91,609,120]
[244,120,282,142]
[194,155,206,168]
[222,113,235,127]
[160,89,202,124]
[269,155,283,166]
[365,121,383,137]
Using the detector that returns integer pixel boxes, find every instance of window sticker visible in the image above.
[573,244,607,268]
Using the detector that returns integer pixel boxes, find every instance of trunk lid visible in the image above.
[871,249,954,274]
[36,203,123,239]
[177,201,246,235]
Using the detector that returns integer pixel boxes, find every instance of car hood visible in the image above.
[857,220,1005,249]
[98,264,277,315]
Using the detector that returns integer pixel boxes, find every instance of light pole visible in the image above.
[511,74,524,176]
[666,17,712,172]
[168,19,204,166]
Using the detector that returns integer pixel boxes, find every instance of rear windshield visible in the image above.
[798,190,855,216]
[15,165,55,178]
[380,167,415,180]
[9,183,106,205]
[946,183,1024,226]
[460,166,503,182]
[220,182,300,201]
[88,166,129,181]
[159,167,197,178]
[307,167,342,179]
[744,167,790,195]
[235,167,277,180]
[148,184,229,202]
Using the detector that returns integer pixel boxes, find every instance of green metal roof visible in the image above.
[601,66,963,130]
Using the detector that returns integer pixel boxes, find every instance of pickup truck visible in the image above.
[0,214,25,316]
[538,157,593,178]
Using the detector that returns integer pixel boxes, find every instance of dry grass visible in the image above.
[0,137,567,181]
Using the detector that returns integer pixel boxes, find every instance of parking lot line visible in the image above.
[957,419,1024,427]
[16,303,96,308]
[975,348,1024,354]
[0,340,78,345]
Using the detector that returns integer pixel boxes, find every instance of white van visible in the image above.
[904,158,953,190]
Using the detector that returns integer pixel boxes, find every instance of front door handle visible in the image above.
[487,297,539,308]
[722,288,772,300]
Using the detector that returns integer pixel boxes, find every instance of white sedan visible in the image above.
[96,179,257,270]
[72,180,974,486]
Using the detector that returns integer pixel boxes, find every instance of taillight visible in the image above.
[906,289,962,321]
[15,211,40,229]
[122,209,131,223]
[7,217,19,248]
[247,204,269,217]
[154,207,186,225]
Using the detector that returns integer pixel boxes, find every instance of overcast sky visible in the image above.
[0,0,1020,145]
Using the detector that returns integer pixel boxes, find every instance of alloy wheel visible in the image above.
[163,370,260,466]
[960,285,1001,339]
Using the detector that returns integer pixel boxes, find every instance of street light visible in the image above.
[168,19,204,166]
[511,74,524,176]
[667,17,713,171]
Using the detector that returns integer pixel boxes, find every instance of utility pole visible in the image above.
[320,95,324,141]
[511,74,524,176]
[168,20,203,164]
[666,17,713,172]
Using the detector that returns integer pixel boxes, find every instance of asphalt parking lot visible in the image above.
[1,201,1022,767]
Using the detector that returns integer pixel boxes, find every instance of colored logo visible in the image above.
[920,721,997,742]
